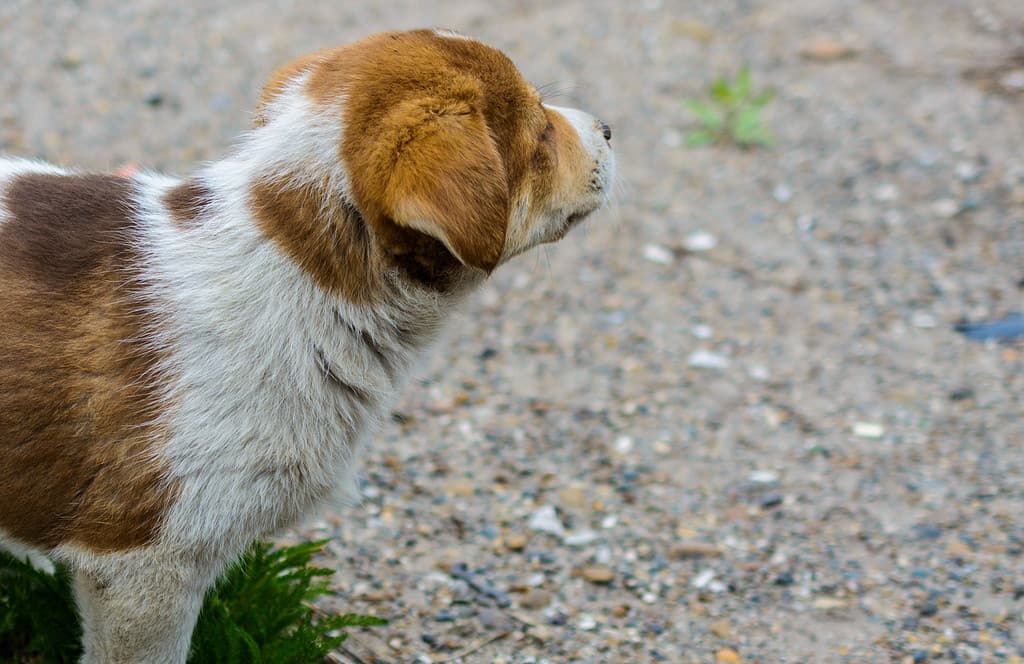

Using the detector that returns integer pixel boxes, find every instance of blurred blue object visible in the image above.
[954,313,1024,342]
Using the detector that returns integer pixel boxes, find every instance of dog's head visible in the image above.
[252,29,614,281]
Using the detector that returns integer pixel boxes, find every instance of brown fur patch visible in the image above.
[0,173,177,552]
[165,178,213,227]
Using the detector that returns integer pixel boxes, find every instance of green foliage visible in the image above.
[0,541,386,664]
[683,67,775,148]
[0,552,81,663]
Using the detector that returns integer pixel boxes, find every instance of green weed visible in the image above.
[684,68,775,148]
[0,540,385,663]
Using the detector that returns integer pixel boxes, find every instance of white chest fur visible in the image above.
[132,170,450,557]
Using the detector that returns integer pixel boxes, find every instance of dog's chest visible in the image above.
[145,222,426,545]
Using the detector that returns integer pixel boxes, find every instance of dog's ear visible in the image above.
[357,97,509,273]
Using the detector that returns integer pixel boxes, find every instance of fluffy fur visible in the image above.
[0,29,613,662]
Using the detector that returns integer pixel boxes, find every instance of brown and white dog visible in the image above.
[0,29,613,662]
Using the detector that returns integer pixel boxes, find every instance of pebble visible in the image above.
[799,37,857,61]
[529,505,567,538]
[773,183,793,203]
[710,619,732,638]
[852,422,885,439]
[505,533,529,551]
[670,541,722,559]
[931,198,960,218]
[443,478,476,497]
[687,350,730,370]
[911,311,938,328]
[715,647,742,663]
[613,436,634,455]
[520,588,553,609]
[671,18,715,43]
[692,569,716,589]
[747,470,779,485]
[999,69,1024,91]
[559,486,588,508]
[812,597,849,610]
[581,565,615,584]
[642,243,675,264]
[683,231,718,252]
[577,614,598,631]
[691,324,713,339]
[565,530,600,547]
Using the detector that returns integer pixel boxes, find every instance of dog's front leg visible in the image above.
[71,549,215,664]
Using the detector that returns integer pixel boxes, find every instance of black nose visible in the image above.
[599,120,612,142]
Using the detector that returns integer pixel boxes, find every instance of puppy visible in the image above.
[0,29,614,662]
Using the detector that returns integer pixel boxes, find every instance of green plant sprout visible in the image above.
[1,540,386,663]
[684,68,775,148]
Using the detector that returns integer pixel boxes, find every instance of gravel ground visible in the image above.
[3,1,1023,662]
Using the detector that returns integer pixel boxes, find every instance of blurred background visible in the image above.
[2,1,1022,662]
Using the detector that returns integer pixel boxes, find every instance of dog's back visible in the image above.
[0,163,175,554]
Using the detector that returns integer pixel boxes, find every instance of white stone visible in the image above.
[683,231,718,252]
[528,505,566,538]
[687,350,730,370]
[565,530,600,547]
[852,422,885,439]
[642,243,675,264]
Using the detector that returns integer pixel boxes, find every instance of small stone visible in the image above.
[692,324,713,339]
[748,365,771,381]
[931,199,960,218]
[144,92,165,107]
[773,183,793,203]
[443,479,476,497]
[687,350,730,370]
[505,533,529,551]
[529,625,554,642]
[948,387,975,402]
[852,422,885,439]
[812,597,849,610]
[692,569,716,589]
[911,311,938,328]
[710,619,731,638]
[613,436,634,455]
[747,470,779,485]
[670,541,722,559]
[57,50,83,69]
[946,539,972,558]
[955,161,983,183]
[760,493,784,509]
[479,608,514,631]
[799,38,856,61]
[715,647,742,663]
[999,69,1024,91]
[529,505,566,538]
[577,614,598,631]
[581,565,615,584]
[683,231,717,252]
[559,486,588,508]
[671,18,715,43]
[912,523,942,540]
[642,243,675,264]
[520,588,552,609]
[601,515,618,529]
[565,530,600,547]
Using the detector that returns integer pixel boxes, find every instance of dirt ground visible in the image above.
[2,1,1023,662]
